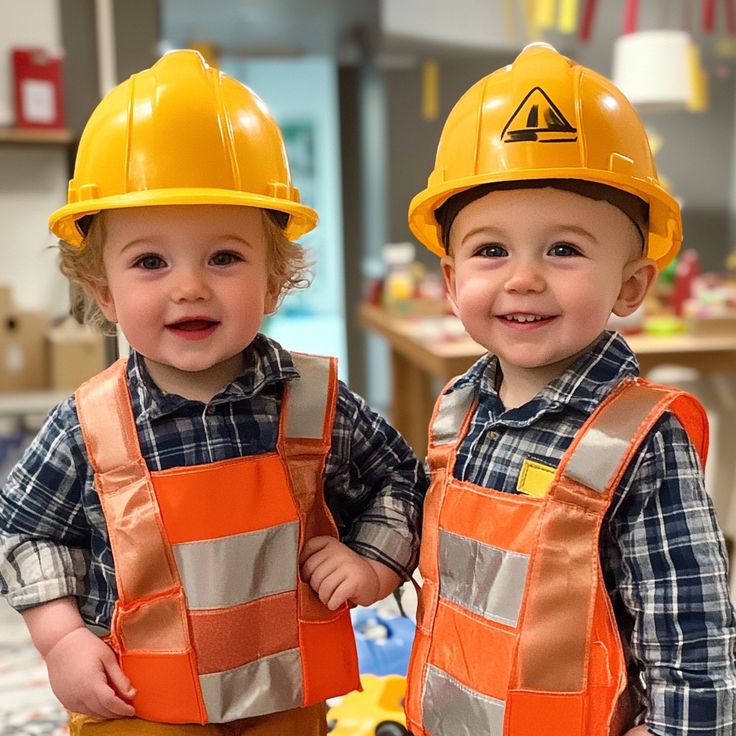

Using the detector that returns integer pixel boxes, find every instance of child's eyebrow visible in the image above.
[217,234,255,249]
[458,225,506,243]
[119,238,156,254]
[459,223,598,244]
[550,224,598,242]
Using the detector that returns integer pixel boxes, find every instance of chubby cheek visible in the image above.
[562,286,615,334]
[452,274,495,320]
[451,284,499,347]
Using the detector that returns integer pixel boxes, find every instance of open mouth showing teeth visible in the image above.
[502,314,548,323]
[169,320,218,331]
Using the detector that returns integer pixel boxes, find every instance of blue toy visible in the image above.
[352,608,416,677]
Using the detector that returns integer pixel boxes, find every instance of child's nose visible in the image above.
[503,262,546,293]
[171,268,212,302]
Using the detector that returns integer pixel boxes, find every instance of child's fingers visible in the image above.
[299,535,334,563]
[299,552,324,582]
[302,554,342,589]
[314,569,346,608]
[100,650,136,701]
[86,682,135,719]
[326,579,354,611]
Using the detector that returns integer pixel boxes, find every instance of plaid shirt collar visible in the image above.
[450,331,640,428]
[127,333,300,422]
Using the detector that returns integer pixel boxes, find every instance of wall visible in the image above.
[221,55,349,376]
[1,1,160,320]
[572,22,736,274]
[0,2,71,315]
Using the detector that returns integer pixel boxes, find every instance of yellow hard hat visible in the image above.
[49,49,317,247]
[408,43,681,270]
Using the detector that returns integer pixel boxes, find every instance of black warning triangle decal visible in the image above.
[501,87,577,143]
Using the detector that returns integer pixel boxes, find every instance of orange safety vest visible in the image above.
[75,353,360,724]
[406,377,708,736]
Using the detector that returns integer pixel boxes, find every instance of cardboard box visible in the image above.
[0,309,51,392]
[45,318,107,391]
[0,285,12,316]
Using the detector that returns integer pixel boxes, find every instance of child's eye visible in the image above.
[476,243,508,258]
[134,254,166,270]
[211,251,242,266]
[548,242,581,257]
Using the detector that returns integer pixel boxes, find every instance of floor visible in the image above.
[0,598,67,735]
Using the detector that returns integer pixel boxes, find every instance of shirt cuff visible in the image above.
[0,537,87,611]
[345,524,418,581]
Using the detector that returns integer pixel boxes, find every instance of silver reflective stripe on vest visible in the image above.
[439,529,529,627]
[431,384,476,445]
[173,522,298,609]
[563,384,664,492]
[285,354,330,439]
[423,664,505,736]
[200,648,303,722]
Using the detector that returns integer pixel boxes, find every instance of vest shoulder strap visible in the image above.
[428,376,477,449]
[75,358,142,477]
[557,377,708,500]
[280,352,338,450]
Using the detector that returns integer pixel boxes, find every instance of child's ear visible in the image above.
[89,281,118,323]
[264,278,280,315]
[440,255,460,317]
[612,257,658,317]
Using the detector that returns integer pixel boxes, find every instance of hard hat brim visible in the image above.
[408,170,681,271]
[49,188,319,248]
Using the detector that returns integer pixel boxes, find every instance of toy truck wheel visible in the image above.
[374,722,409,736]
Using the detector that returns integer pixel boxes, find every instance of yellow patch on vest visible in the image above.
[517,458,555,497]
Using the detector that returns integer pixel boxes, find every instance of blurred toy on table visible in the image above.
[364,243,449,317]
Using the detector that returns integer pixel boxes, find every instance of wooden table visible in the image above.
[359,303,736,458]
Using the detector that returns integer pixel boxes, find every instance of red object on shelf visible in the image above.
[671,249,701,317]
[12,48,66,129]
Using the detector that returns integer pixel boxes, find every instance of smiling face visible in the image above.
[442,187,656,396]
[93,204,279,397]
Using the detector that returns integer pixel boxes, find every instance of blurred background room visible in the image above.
[2,1,736,734]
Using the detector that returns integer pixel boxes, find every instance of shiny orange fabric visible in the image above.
[76,357,359,725]
[406,378,708,735]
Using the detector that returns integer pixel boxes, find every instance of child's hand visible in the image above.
[300,536,381,610]
[44,627,136,719]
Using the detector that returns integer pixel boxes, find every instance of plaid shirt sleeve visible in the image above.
[609,412,736,736]
[323,381,427,580]
[0,399,91,610]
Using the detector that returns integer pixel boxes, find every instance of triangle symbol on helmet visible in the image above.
[501,87,577,143]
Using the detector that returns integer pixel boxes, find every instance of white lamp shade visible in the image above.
[612,30,694,113]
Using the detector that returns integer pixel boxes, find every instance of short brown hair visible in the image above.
[57,208,312,335]
[437,179,649,254]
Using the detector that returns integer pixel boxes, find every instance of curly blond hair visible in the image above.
[57,208,312,335]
